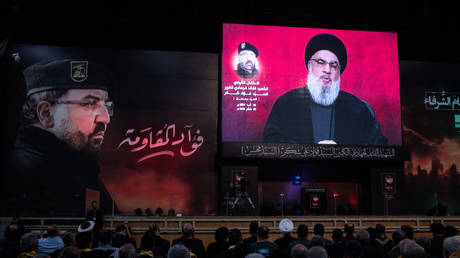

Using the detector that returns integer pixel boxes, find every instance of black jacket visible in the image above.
[4,125,114,216]
[263,87,388,145]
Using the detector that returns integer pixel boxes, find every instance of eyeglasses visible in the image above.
[310,58,340,71]
[54,100,114,117]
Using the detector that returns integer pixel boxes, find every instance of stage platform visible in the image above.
[2,216,459,248]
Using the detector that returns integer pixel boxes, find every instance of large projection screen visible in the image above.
[222,23,401,147]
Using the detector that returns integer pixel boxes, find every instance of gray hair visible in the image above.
[245,253,265,258]
[356,229,370,242]
[119,243,136,258]
[399,239,425,258]
[20,232,39,252]
[290,243,308,258]
[443,236,460,256]
[168,244,190,258]
[306,246,327,258]
[21,90,68,125]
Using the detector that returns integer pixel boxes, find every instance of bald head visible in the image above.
[290,244,308,258]
[306,246,327,258]
[119,243,136,258]
[182,223,194,238]
[444,236,460,257]
[399,239,425,258]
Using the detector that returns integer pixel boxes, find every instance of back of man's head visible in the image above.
[245,253,265,258]
[443,235,460,257]
[20,232,38,252]
[356,230,370,243]
[141,233,154,250]
[401,225,414,240]
[215,227,229,243]
[149,223,160,233]
[313,224,324,236]
[332,229,343,243]
[229,228,242,245]
[58,246,81,258]
[257,226,269,241]
[306,246,327,258]
[119,243,137,258]
[47,224,59,237]
[344,223,354,235]
[430,222,444,236]
[182,223,194,238]
[249,221,259,235]
[309,235,324,248]
[168,244,190,258]
[375,224,386,235]
[290,243,308,258]
[392,229,406,245]
[4,223,21,241]
[297,224,309,239]
[115,225,126,233]
[399,239,425,258]
[62,232,75,247]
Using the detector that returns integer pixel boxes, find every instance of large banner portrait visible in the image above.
[3,44,218,216]
[222,23,401,146]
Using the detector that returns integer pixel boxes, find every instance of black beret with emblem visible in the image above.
[238,42,259,57]
[305,33,347,74]
[24,59,113,98]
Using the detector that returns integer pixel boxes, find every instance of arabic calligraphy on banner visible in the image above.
[425,90,460,110]
[223,80,269,112]
[118,124,204,163]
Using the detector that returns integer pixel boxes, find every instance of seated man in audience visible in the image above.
[112,223,136,248]
[326,229,344,258]
[399,239,425,258]
[343,240,362,258]
[250,226,280,257]
[356,229,383,258]
[244,221,259,245]
[414,237,431,258]
[76,221,110,258]
[119,243,137,258]
[18,233,39,258]
[375,224,393,254]
[37,224,65,255]
[206,226,229,258]
[401,225,414,240]
[386,229,406,258]
[93,230,118,258]
[168,244,191,258]
[58,246,81,258]
[274,219,295,257]
[313,224,331,247]
[222,229,252,258]
[172,223,205,258]
[288,225,310,253]
[306,246,327,258]
[343,223,356,245]
[0,222,23,258]
[443,236,460,258]
[144,223,170,258]
[290,244,308,258]
[429,222,444,258]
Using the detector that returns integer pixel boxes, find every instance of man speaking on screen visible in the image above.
[263,33,388,145]
[5,59,116,216]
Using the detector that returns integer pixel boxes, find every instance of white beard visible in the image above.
[307,72,340,106]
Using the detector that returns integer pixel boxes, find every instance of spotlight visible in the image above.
[155,207,163,216]
[135,208,143,216]
[168,208,175,216]
[145,208,154,216]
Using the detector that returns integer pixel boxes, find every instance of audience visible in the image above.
[5,218,458,258]
[375,224,393,254]
[112,223,136,249]
[18,232,39,258]
[206,226,229,258]
[326,229,344,258]
[274,219,295,257]
[313,224,331,247]
[57,246,81,258]
[119,243,137,258]
[37,224,65,255]
[343,223,356,245]
[244,222,259,245]
[443,236,460,258]
[287,225,310,253]
[172,223,205,258]
[250,226,280,257]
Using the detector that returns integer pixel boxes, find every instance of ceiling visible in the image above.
[2,1,459,63]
